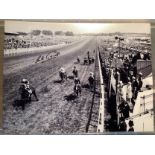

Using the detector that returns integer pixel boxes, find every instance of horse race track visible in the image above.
[3,37,100,134]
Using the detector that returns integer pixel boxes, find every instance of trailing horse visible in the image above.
[74,84,82,97]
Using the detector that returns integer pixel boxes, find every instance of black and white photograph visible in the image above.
[3,20,154,134]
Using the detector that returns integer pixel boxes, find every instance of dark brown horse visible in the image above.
[74,84,82,97]
[13,85,38,110]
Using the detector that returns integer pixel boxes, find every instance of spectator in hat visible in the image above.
[128,120,134,132]
[122,102,130,119]
[126,81,132,108]
[119,117,127,132]
[137,72,143,92]
[131,76,139,99]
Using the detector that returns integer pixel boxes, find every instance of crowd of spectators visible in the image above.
[4,35,81,50]
[4,37,58,50]
[99,36,151,132]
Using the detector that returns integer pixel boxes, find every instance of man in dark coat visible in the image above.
[137,72,143,92]
[119,117,127,131]
[131,77,139,99]
[128,120,134,132]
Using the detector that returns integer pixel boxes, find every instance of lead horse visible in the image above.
[13,85,38,110]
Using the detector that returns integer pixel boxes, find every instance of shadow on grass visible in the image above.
[64,93,77,101]
[53,80,62,84]
[67,75,74,80]
[81,84,90,89]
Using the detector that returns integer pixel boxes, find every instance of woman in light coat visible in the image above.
[126,82,133,111]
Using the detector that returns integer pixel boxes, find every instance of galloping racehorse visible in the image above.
[74,83,82,97]
[13,79,39,110]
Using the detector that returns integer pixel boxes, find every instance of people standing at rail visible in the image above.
[118,98,130,119]
[118,81,124,100]
[122,102,130,119]
[137,72,143,92]
[131,77,139,100]
[119,117,127,131]
[128,120,134,132]
[126,82,133,111]
[88,72,95,91]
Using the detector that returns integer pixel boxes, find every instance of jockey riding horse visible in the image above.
[16,79,39,110]
[59,67,67,82]
[74,83,82,97]
[13,79,39,110]
[74,77,81,97]
[19,79,39,101]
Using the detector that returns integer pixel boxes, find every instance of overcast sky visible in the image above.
[5,20,150,34]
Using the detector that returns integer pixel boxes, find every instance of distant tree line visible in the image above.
[30,30,74,36]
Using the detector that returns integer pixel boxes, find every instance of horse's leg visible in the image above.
[21,100,25,111]
[60,73,63,83]
[79,88,81,96]
[32,89,39,101]
[77,90,79,97]
[61,75,64,82]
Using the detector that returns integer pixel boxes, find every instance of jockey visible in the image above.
[59,67,65,73]
[21,78,32,94]
[137,72,143,91]
[89,72,94,78]
[72,66,78,77]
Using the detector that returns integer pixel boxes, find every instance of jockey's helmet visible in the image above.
[60,67,65,72]
[21,79,29,84]
[90,72,94,76]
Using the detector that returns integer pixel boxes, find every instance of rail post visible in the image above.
[97,46,105,133]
